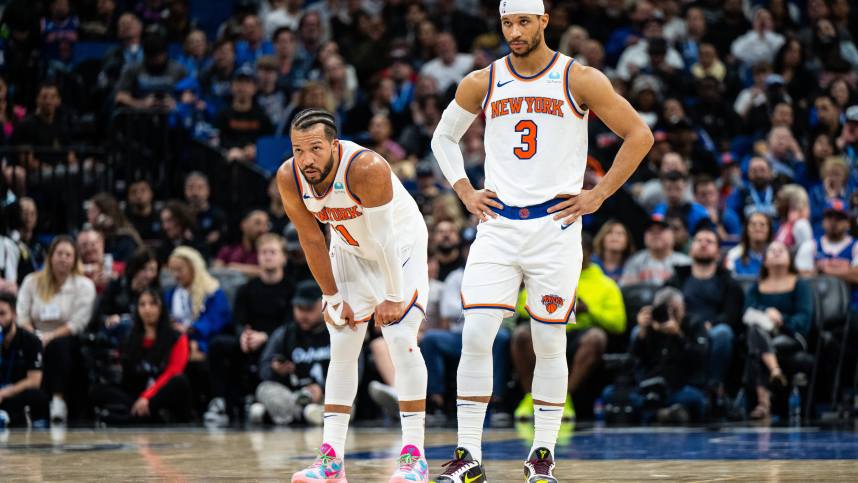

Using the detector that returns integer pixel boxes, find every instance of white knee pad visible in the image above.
[381,310,427,402]
[530,321,568,404]
[324,322,369,406]
[457,309,504,397]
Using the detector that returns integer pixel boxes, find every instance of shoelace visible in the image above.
[528,457,553,476]
[399,453,417,472]
[311,454,334,469]
[439,457,471,475]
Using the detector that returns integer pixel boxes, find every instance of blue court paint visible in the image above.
[347,428,858,461]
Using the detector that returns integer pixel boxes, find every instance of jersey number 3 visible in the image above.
[334,225,359,246]
[513,120,537,159]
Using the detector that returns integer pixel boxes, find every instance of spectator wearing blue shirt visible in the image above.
[40,0,79,64]
[272,27,311,96]
[235,14,274,67]
[654,171,712,236]
[728,156,778,222]
[694,175,741,244]
[199,39,237,114]
[592,220,635,283]
[724,212,773,279]
[175,29,210,81]
[765,126,806,183]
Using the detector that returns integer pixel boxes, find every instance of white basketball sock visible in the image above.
[322,411,350,458]
[456,399,488,462]
[400,411,425,452]
[531,404,563,455]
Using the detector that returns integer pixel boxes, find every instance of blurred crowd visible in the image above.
[1,0,858,430]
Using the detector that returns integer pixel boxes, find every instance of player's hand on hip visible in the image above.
[324,301,359,331]
[460,188,503,222]
[548,190,604,226]
[374,299,405,326]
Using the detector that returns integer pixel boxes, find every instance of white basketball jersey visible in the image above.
[292,140,424,260]
[482,51,589,206]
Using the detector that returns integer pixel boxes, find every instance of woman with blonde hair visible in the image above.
[163,246,231,359]
[17,235,96,423]
[773,184,812,250]
[592,220,635,282]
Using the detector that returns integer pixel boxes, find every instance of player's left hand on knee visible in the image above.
[374,299,405,326]
[548,189,605,225]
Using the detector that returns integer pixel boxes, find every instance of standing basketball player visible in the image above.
[277,109,430,483]
[429,1,654,482]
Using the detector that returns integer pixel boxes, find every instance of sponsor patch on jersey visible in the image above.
[541,294,564,314]
[334,181,344,191]
[548,71,561,82]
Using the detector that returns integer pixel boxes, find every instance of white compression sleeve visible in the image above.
[430,100,477,188]
[362,201,405,302]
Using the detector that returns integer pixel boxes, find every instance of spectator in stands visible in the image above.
[164,0,194,43]
[812,17,858,75]
[694,175,741,243]
[773,184,813,250]
[14,197,46,269]
[837,106,858,170]
[431,220,464,282]
[282,223,312,286]
[175,29,209,80]
[77,229,123,294]
[235,14,274,67]
[90,288,192,423]
[728,157,778,222]
[183,172,226,257]
[17,235,96,423]
[796,199,858,308]
[730,8,785,67]
[773,38,815,108]
[12,81,76,168]
[296,11,324,60]
[125,179,161,242]
[214,209,270,278]
[637,151,690,211]
[255,280,329,426]
[734,63,773,122]
[271,26,310,97]
[164,246,231,357]
[157,200,203,264]
[114,32,186,111]
[743,240,812,420]
[512,233,626,420]
[621,212,691,287]
[200,38,237,111]
[94,248,159,329]
[592,220,635,282]
[266,178,289,236]
[725,212,773,279]
[766,127,805,182]
[667,228,743,396]
[41,0,79,64]
[79,0,118,40]
[368,113,406,164]
[263,0,301,38]
[0,291,49,427]
[690,43,725,83]
[99,13,143,89]
[255,56,287,130]
[87,193,143,263]
[812,94,842,140]
[607,286,709,423]
[214,65,274,163]
[419,32,472,94]
[206,233,292,425]
[654,171,711,236]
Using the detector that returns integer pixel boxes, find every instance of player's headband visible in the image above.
[499,0,545,17]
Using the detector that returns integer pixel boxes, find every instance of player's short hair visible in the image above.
[291,108,337,140]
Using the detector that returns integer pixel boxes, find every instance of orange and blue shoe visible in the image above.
[389,444,429,482]
[291,443,347,483]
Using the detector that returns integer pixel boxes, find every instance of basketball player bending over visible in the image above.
[278,109,431,483]
[430,1,654,482]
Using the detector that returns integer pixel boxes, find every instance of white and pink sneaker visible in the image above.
[389,444,429,483]
[291,443,347,483]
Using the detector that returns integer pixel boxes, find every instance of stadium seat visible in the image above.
[256,136,292,176]
[806,276,851,419]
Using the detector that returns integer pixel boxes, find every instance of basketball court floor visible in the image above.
[3,423,858,481]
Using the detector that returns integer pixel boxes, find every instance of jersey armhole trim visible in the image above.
[344,148,370,205]
[290,159,304,197]
[563,59,587,119]
[481,62,495,114]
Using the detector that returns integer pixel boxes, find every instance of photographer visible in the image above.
[254,281,330,425]
[605,287,709,423]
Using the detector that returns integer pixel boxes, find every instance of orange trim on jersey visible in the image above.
[344,148,370,206]
[505,51,559,82]
[308,144,344,199]
[460,292,516,311]
[563,58,586,119]
[481,62,495,114]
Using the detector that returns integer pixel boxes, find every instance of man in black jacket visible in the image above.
[254,280,330,425]
[0,292,49,427]
[667,227,743,394]
[610,286,709,423]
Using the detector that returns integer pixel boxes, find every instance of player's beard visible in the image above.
[304,151,336,186]
[509,30,543,58]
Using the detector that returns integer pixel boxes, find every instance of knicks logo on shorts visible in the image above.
[541,294,564,314]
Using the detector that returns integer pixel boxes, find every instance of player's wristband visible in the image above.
[323,292,346,326]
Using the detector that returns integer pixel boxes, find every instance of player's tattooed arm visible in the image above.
[548,63,654,225]
[276,160,356,327]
